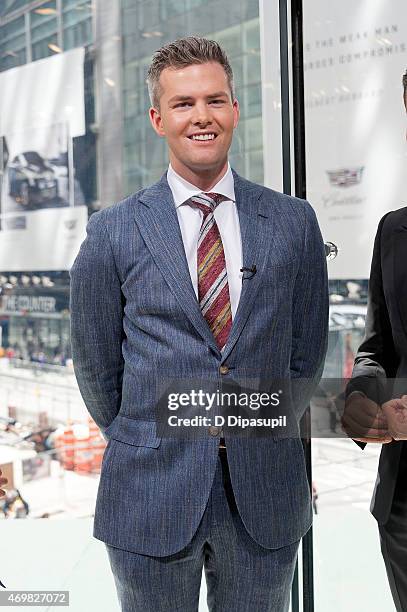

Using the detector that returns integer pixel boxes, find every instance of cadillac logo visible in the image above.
[64,219,77,230]
[327,167,364,188]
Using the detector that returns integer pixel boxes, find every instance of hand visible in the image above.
[382,396,407,441]
[0,469,8,497]
[342,392,392,443]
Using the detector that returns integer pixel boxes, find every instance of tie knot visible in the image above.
[188,192,227,215]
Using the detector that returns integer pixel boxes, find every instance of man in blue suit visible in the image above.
[70,36,328,612]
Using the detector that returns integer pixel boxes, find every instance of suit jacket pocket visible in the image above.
[104,415,161,448]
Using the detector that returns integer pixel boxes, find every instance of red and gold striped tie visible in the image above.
[188,192,232,352]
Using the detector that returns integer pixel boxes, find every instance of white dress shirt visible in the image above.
[167,162,243,319]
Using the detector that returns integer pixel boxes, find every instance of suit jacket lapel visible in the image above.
[133,169,272,361]
[221,170,272,362]
[135,172,221,355]
[392,215,407,337]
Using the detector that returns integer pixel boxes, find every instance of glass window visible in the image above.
[62,0,90,9]
[136,0,162,31]
[247,148,263,184]
[215,24,243,59]
[30,1,59,61]
[0,17,26,72]
[243,116,263,151]
[0,0,28,18]
[30,1,58,28]
[161,0,186,20]
[63,19,92,50]
[240,82,262,119]
[245,50,261,85]
[62,1,92,28]
[245,17,260,50]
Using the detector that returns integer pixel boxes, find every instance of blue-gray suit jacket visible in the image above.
[70,168,329,556]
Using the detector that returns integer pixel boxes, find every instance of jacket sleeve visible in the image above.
[290,202,329,420]
[345,213,400,448]
[69,210,125,435]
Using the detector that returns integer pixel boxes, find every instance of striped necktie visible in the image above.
[188,192,232,352]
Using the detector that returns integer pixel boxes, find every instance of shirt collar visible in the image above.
[167,162,235,209]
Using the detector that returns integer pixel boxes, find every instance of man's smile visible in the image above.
[187,132,218,144]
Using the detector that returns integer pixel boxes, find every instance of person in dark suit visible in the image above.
[70,36,329,611]
[343,68,407,612]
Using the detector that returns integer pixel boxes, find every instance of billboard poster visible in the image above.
[0,47,87,271]
[303,0,407,278]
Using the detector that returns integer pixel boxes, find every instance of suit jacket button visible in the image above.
[219,365,229,375]
[208,425,221,437]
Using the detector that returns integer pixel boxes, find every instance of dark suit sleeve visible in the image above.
[69,210,125,435]
[347,213,399,400]
[290,203,329,419]
[346,213,400,449]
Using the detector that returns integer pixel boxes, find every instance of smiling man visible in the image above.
[70,37,329,611]
[149,60,238,190]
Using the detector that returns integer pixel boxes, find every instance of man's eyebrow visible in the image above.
[207,91,229,98]
[168,92,229,104]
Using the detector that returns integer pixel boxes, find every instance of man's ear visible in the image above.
[149,107,165,137]
[232,98,240,129]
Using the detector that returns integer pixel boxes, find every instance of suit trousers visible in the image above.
[379,441,407,612]
[105,448,299,612]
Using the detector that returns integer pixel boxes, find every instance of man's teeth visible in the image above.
[191,134,215,140]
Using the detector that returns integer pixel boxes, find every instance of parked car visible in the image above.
[8,151,58,207]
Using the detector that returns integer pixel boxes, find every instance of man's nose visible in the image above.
[191,102,212,125]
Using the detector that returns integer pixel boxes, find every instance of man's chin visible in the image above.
[181,155,227,172]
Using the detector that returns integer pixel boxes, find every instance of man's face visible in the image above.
[149,62,239,178]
